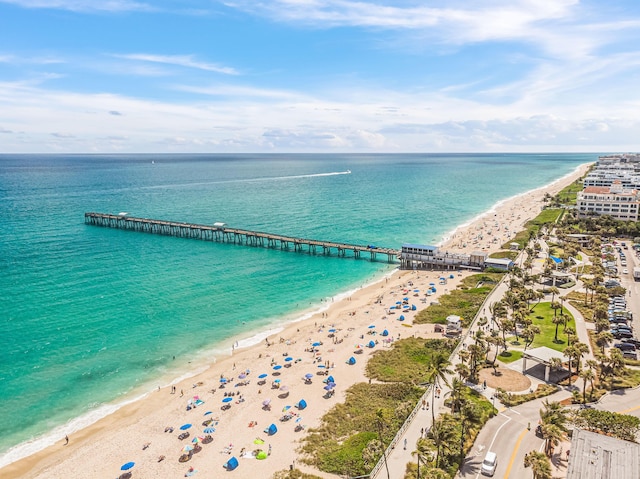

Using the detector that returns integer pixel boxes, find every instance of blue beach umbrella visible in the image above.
[328,328,336,333]
[312,342,321,347]
[305,373,313,379]
[203,411,212,416]
[368,325,376,329]
[203,427,215,434]
[121,462,135,471]
[327,375,335,383]
[284,357,293,362]
[222,397,233,403]
[324,384,335,391]
[258,373,268,378]
[317,364,326,368]
[180,423,192,430]
[273,365,282,370]
[219,378,227,383]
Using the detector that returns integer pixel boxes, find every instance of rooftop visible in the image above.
[566,428,640,479]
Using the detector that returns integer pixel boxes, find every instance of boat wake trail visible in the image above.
[141,170,351,190]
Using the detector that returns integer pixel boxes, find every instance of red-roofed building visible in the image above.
[576,180,640,221]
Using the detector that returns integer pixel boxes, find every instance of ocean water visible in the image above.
[0,153,593,465]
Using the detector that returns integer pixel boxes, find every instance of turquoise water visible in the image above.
[0,153,593,463]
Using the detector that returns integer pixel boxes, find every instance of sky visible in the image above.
[1,0,640,153]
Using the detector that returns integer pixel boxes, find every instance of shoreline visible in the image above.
[0,162,592,479]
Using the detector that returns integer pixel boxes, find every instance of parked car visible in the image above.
[614,342,636,351]
[613,330,634,339]
[621,338,640,348]
[622,351,638,360]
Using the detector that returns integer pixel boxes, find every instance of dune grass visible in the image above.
[366,337,457,384]
[414,273,503,327]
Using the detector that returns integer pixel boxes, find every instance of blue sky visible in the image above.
[1,0,640,153]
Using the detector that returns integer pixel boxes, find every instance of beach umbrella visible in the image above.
[414,289,420,292]
[203,411,212,416]
[324,384,334,391]
[182,445,194,452]
[395,301,401,304]
[203,427,215,434]
[284,356,293,362]
[192,436,204,444]
[180,423,192,430]
[312,342,321,347]
[238,373,247,379]
[120,462,135,471]
[368,340,375,348]
[219,378,227,383]
[449,274,455,279]
[274,378,281,383]
[262,399,271,406]
[304,373,313,379]
[258,373,268,379]
[328,328,336,333]
[317,364,326,368]
[368,324,376,329]
[296,416,303,423]
[282,405,291,412]
[347,356,356,365]
[222,397,233,403]
[327,375,334,383]
[403,297,409,301]
[411,305,417,311]
[429,282,435,286]
[273,365,282,370]
[389,306,396,310]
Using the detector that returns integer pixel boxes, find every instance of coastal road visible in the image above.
[457,400,548,479]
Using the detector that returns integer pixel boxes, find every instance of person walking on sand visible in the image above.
[64,435,69,445]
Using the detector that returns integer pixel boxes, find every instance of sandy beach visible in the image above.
[1,163,590,479]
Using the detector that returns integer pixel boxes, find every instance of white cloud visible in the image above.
[1,77,640,153]
[112,53,239,75]
[0,0,155,13]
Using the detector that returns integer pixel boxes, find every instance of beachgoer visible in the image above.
[64,435,69,445]
[403,438,407,450]
[180,389,184,397]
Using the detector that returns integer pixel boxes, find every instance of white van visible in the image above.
[481,451,498,476]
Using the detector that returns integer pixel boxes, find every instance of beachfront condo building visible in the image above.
[576,180,640,221]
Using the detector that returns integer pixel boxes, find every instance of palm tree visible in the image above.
[427,416,456,469]
[579,368,595,403]
[595,331,613,354]
[455,363,470,381]
[524,450,552,479]
[449,378,465,413]
[375,409,391,479]
[552,314,564,343]
[426,354,453,423]
[458,402,481,457]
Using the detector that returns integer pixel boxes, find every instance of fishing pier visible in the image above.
[84,212,399,262]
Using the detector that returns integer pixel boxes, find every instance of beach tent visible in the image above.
[267,423,278,436]
[399,315,405,321]
[256,450,268,460]
[297,399,307,410]
[327,376,335,384]
[367,340,375,348]
[224,456,239,471]
[347,357,356,365]
[381,329,389,337]
[411,305,417,311]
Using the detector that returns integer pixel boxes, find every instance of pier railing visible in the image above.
[84,212,399,262]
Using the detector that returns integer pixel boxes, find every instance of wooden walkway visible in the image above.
[84,213,399,262]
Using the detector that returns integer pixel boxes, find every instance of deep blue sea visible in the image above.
[0,153,594,465]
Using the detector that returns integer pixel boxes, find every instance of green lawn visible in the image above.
[497,349,523,363]
[505,302,575,353]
